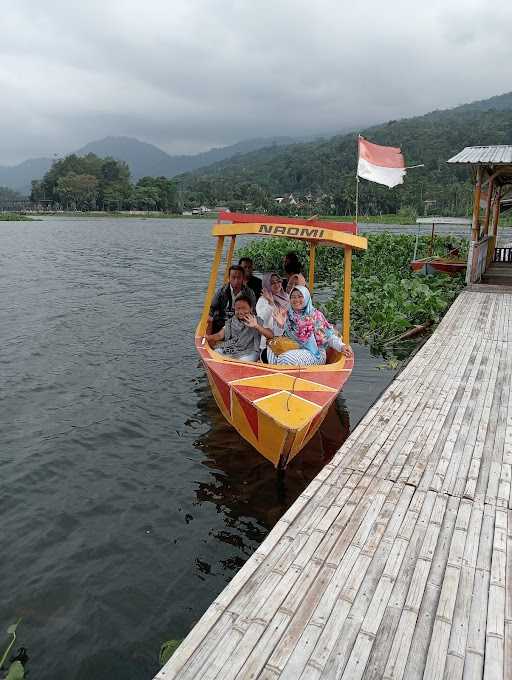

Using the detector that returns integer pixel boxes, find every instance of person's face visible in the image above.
[270,275,282,293]
[240,260,253,279]
[234,300,251,319]
[290,289,305,311]
[229,269,244,291]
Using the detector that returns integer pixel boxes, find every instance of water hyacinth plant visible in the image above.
[1,620,26,679]
[238,233,466,354]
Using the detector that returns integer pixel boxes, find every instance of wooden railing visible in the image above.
[493,247,512,263]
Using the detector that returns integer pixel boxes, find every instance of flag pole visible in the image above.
[355,135,361,224]
[355,177,360,224]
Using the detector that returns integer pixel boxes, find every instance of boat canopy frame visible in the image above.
[198,212,368,346]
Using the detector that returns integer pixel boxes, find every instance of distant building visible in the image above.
[274,193,299,206]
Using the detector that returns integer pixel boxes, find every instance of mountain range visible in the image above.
[3,90,512,206]
[0,135,301,194]
[176,91,512,215]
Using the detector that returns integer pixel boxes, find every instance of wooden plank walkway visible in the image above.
[155,288,512,680]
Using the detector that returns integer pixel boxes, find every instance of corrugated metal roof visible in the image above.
[447,146,512,164]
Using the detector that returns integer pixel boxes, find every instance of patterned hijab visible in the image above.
[262,272,289,310]
[285,285,336,359]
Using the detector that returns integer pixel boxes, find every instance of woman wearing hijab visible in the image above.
[267,285,352,366]
[256,273,289,362]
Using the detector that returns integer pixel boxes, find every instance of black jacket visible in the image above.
[209,284,256,333]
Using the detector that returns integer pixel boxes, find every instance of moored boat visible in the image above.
[410,216,470,276]
[410,256,466,276]
[195,212,367,468]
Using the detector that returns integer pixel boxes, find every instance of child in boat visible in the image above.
[206,294,273,362]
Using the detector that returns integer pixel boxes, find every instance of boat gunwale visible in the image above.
[195,328,353,375]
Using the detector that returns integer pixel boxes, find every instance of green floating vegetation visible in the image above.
[159,639,182,667]
[0,213,36,222]
[238,233,466,355]
[1,620,25,679]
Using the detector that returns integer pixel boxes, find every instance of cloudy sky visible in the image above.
[1,0,511,165]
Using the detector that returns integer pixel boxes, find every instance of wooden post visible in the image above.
[471,166,482,241]
[199,236,225,335]
[343,246,352,345]
[492,186,501,237]
[429,220,435,256]
[223,236,236,282]
[482,177,494,236]
[308,242,316,293]
[486,186,501,268]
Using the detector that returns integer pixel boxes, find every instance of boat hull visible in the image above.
[410,258,466,276]
[195,332,353,467]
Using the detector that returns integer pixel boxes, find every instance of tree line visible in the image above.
[25,98,512,217]
[175,105,512,216]
[30,153,180,212]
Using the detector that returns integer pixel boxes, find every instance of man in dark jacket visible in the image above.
[239,257,262,299]
[208,265,256,333]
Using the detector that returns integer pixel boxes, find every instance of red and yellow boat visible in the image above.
[410,216,470,276]
[410,257,466,276]
[195,212,368,468]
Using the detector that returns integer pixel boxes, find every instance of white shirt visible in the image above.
[255,297,285,350]
[256,297,273,349]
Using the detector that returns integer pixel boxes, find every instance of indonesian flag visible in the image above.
[357,136,406,188]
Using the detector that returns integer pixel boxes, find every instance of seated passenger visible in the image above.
[239,257,263,299]
[267,285,352,366]
[286,272,307,292]
[282,251,304,293]
[256,273,289,362]
[208,265,256,333]
[206,294,273,362]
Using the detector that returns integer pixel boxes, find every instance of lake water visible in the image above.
[1,217,397,679]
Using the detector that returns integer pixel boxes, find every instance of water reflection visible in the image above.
[191,376,350,540]
[2,218,399,680]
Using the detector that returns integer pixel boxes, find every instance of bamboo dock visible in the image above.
[155,286,512,680]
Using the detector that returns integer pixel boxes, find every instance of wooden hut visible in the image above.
[447,146,512,284]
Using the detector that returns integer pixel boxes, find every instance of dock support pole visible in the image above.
[343,246,352,345]
[308,242,316,294]
[492,187,501,237]
[482,177,494,236]
[487,186,501,267]
[199,236,225,335]
[223,236,236,282]
[471,166,482,241]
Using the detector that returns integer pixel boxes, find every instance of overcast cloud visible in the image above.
[1,0,511,164]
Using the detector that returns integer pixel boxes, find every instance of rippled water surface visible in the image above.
[1,217,397,679]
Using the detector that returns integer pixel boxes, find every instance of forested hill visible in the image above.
[177,92,512,216]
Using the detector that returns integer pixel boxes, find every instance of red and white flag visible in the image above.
[357,136,406,188]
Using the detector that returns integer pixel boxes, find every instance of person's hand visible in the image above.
[262,288,273,304]
[243,314,258,328]
[341,345,353,358]
[272,307,287,326]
